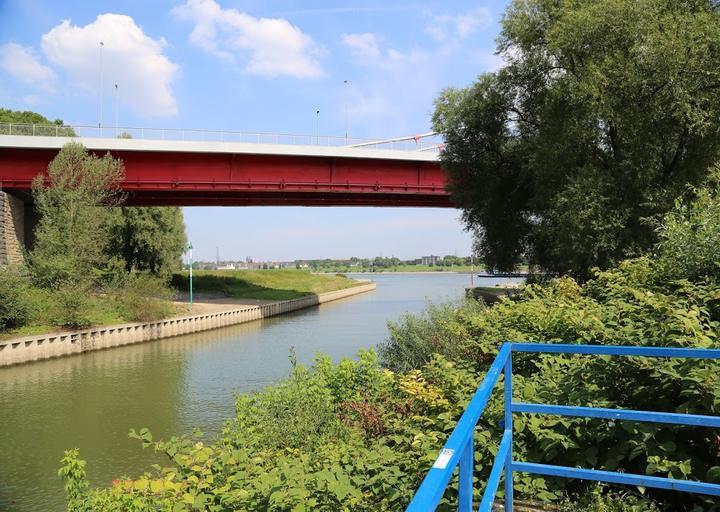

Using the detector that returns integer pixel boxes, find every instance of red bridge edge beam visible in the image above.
[0,147,454,208]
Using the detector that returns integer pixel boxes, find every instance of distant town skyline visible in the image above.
[0,0,509,258]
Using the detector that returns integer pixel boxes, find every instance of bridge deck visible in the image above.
[0,136,450,208]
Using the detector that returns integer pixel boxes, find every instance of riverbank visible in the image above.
[0,282,376,367]
[0,269,362,341]
[171,269,360,301]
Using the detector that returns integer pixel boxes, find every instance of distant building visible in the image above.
[421,255,441,266]
[216,263,236,270]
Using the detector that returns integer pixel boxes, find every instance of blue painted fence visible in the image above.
[406,343,720,511]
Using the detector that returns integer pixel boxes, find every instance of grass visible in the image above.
[0,287,185,341]
[171,269,363,301]
[0,289,125,341]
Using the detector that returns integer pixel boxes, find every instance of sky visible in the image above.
[0,0,510,262]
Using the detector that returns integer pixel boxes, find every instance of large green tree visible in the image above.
[433,0,720,278]
[106,207,187,279]
[29,143,124,288]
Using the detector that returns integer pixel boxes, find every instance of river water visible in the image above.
[0,273,518,511]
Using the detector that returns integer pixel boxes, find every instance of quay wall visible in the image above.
[0,282,376,367]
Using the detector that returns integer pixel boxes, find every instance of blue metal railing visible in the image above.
[406,343,720,511]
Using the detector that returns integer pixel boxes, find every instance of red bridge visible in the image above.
[0,135,450,208]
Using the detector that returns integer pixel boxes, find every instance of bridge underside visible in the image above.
[0,147,451,208]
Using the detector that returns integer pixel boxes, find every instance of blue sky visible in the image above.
[0,0,509,261]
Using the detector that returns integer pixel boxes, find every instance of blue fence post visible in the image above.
[504,343,514,511]
[459,435,474,511]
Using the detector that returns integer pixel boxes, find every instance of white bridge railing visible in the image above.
[0,123,443,152]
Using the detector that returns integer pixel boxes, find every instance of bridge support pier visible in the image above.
[0,190,36,267]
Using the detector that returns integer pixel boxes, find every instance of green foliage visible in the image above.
[656,165,720,280]
[0,267,32,329]
[381,259,720,510]
[50,287,92,329]
[0,108,76,136]
[29,143,124,289]
[433,0,720,278]
[107,207,187,279]
[117,273,175,322]
[58,449,89,511]
[380,300,486,373]
[561,485,660,511]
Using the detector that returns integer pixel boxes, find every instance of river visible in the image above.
[0,273,519,511]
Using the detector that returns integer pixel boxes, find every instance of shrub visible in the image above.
[50,287,92,329]
[0,267,32,329]
[561,486,660,511]
[95,256,129,292]
[656,165,720,281]
[380,300,486,372]
[118,273,174,322]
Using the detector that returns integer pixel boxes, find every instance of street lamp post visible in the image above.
[99,41,104,134]
[315,109,320,144]
[186,243,193,310]
[114,82,119,136]
[343,80,348,144]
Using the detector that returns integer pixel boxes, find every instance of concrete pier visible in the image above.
[0,282,376,367]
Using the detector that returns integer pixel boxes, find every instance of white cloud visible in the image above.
[425,8,492,43]
[342,33,380,60]
[172,0,323,78]
[41,14,179,117]
[0,43,56,90]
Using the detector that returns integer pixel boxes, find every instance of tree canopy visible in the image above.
[107,207,187,279]
[0,107,75,136]
[433,0,720,278]
[29,143,124,289]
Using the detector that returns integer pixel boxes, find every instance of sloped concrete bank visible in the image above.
[0,282,376,367]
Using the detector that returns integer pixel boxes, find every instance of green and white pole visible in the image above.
[187,242,193,310]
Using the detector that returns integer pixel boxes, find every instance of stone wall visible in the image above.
[0,191,26,267]
[0,282,376,367]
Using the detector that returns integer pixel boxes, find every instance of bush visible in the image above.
[561,486,660,512]
[656,165,720,281]
[118,273,174,322]
[0,267,32,329]
[50,287,92,329]
[380,300,486,372]
[95,256,129,292]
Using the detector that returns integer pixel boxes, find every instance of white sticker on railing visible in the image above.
[432,449,455,469]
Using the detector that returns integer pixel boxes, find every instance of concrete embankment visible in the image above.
[0,282,376,367]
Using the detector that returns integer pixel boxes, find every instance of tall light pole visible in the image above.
[315,109,320,144]
[114,82,119,136]
[99,41,104,133]
[186,243,194,310]
[343,80,349,144]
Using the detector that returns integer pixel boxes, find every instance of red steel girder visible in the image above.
[0,147,452,207]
